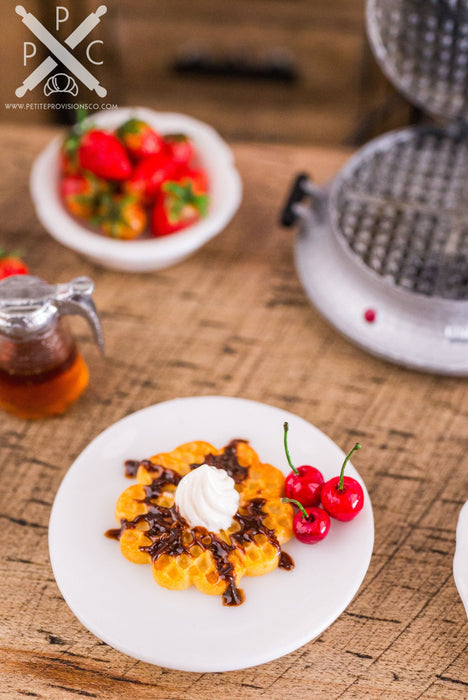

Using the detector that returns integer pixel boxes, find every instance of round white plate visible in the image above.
[454,501,468,617]
[49,396,374,672]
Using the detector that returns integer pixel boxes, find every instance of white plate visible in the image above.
[454,501,468,617]
[49,396,374,672]
[30,108,242,272]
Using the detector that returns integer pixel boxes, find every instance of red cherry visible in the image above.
[282,498,330,543]
[321,443,364,521]
[285,466,323,506]
[283,422,324,507]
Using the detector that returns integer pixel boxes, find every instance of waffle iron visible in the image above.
[281,0,468,374]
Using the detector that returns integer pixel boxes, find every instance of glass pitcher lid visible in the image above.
[0,275,103,347]
[367,0,468,122]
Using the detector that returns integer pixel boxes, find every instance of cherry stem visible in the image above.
[282,497,309,520]
[338,443,361,491]
[283,422,298,475]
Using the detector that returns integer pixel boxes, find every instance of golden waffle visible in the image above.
[106,439,294,605]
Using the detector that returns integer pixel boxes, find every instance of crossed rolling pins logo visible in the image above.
[15,5,107,98]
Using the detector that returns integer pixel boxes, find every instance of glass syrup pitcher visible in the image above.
[0,275,104,419]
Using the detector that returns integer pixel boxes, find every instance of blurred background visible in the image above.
[1,0,423,146]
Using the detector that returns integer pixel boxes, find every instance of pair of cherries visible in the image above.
[281,422,364,544]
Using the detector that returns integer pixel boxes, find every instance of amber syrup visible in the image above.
[0,348,89,419]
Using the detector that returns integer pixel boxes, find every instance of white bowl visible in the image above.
[454,501,468,617]
[30,107,242,272]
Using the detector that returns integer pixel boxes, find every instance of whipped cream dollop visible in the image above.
[174,464,240,532]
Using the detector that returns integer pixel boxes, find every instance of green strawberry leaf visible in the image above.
[164,181,210,221]
[194,193,209,218]
[63,109,94,156]
[0,248,23,260]
[162,182,188,199]
[117,118,147,137]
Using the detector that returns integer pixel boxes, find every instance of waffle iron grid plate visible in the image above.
[367,0,468,121]
[330,126,468,301]
[282,0,468,374]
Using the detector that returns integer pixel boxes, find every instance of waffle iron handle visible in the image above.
[280,173,324,227]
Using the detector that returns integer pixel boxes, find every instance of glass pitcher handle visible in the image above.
[55,277,104,353]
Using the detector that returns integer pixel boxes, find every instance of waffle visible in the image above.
[107,439,294,605]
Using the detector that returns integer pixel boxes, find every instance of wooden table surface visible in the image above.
[1,125,467,699]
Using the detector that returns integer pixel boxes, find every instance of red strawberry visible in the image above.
[78,130,132,181]
[117,118,165,161]
[173,167,209,194]
[60,173,109,220]
[124,153,177,203]
[0,250,29,280]
[96,194,147,240]
[151,180,209,237]
[164,133,194,168]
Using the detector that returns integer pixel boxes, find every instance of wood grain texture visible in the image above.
[2,0,399,146]
[115,0,366,144]
[0,126,468,699]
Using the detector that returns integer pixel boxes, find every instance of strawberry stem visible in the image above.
[0,248,23,260]
[282,497,309,520]
[283,422,298,475]
[338,443,361,492]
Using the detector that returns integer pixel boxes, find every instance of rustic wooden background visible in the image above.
[0,125,467,698]
[1,0,413,145]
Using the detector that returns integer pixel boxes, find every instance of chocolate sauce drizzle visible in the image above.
[124,459,154,478]
[191,439,249,483]
[106,442,294,605]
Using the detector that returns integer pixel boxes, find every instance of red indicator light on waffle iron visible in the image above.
[364,308,376,323]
